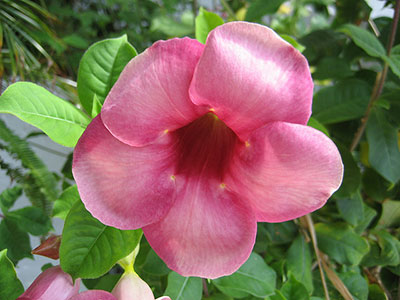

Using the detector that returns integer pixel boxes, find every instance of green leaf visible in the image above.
[279,35,305,53]
[245,0,286,21]
[338,269,368,300]
[362,230,400,267]
[366,108,400,183]
[195,7,224,44]
[377,200,400,228]
[313,57,354,80]
[0,249,24,300]
[213,253,276,298]
[151,12,194,37]
[91,94,102,118]
[336,191,364,226]
[0,186,22,214]
[286,235,313,293]
[77,35,137,114]
[315,223,369,265]
[6,206,52,236]
[334,143,361,198]
[339,24,386,58]
[0,218,32,264]
[52,185,80,220]
[268,290,287,300]
[83,273,121,292]
[142,249,170,276]
[280,275,310,300]
[59,200,142,279]
[307,117,330,136]
[312,79,371,124]
[368,284,387,300]
[164,272,202,300]
[386,45,400,78]
[354,203,377,235]
[264,221,297,245]
[0,82,90,147]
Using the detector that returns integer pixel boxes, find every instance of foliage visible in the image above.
[0,0,400,299]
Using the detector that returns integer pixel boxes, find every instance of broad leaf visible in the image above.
[60,200,142,279]
[7,206,52,236]
[280,275,310,300]
[77,35,137,114]
[0,249,24,300]
[164,272,202,300]
[0,82,90,147]
[336,191,364,226]
[339,269,368,300]
[0,218,32,263]
[377,199,400,228]
[334,143,361,197]
[313,57,354,80]
[315,223,369,265]
[195,7,224,44]
[312,79,371,124]
[213,252,276,298]
[339,24,386,58]
[52,185,80,220]
[362,230,400,267]
[366,108,400,183]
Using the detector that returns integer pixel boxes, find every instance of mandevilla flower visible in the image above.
[73,21,343,278]
[17,266,80,300]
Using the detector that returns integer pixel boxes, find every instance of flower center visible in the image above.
[173,112,238,180]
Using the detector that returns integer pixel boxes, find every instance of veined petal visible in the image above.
[226,122,343,222]
[102,38,207,147]
[189,22,313,141]
[143,177,256,279]
[69,290,116,300]
[72,115,176,230]
[17,266,80,300]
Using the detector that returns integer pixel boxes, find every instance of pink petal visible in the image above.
[143,177,257,279]
[72,115,176,229]
[101,38,207,147]
[69,290,116,300]
[189,22,313,141]
[111,272,154,300]
[17,266,80,300]
[156,298,171,300]
[226,122,343,222]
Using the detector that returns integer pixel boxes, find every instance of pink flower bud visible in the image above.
[17,266,80,300]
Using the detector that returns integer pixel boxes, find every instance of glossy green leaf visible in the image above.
[77,35,137,114]
[334,143,361,197]
[91,94,102,118]
[7,206,52,236]
[339,24,385,58]
[286,235,313,293]
[0,249,24,300]
[366,108,400,183]
[0,82,90,147]
[60,200,142,279]
[213,253,276,298]
[195,7,223,44]
[0,186,22,214]
[164,272,202,300]
[377,200,400,228]
[0,218,32,263]
[246,0,285,21]
[52,185,80,220]
[312,79,371,124]
[280,275,310,300]
[336,191,364,226]
[315,223,369,265]
[264,221,297,245]
[368,284,387,300]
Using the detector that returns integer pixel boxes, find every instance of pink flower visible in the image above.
[73,22,343,278]
[111,272,171,300]
[69,290,116,300]
[17,266,80,300]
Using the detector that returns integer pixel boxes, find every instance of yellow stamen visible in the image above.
[220,183,226,189]
[245,141,251,147]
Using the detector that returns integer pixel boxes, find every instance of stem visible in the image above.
[202,278,209,297]
[220,0,237,20]
[303,214,330,300]
[350,0,400,152]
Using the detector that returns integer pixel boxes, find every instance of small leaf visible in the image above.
[7,206,52,236]
[213,253,276,298]
[164,272,202,300]
[0,218,32,264]
[339,24,386,58]
[286,235,313,293]
[195,7,224,44]
[312,79,371,124]
[280,275,310,300]
[77,35,137,114]
[366,108,400,183]
[315,223,369,265]
[336,191,364,226]
[377,199,400,228]
[59,200,142,279]
[0,82,90,147]
[0,186,22,214]
[0,249,24,300]
[52,185,80,220]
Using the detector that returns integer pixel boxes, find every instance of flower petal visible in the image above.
[226,122,343,222]
[69,290,116,300]
[102,37,207,147]
[143,177,256,279]
[112,272,155,300]
[189,22,313,140]
[72,115,176,230]
[17,266,80,300]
